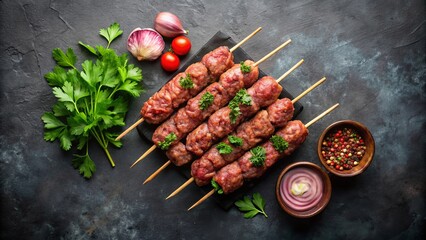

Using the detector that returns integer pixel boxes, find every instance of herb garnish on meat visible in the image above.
[249,146,266,167]
[158,133,177,150]
[199,92,214,110]
[270,135,289,153]
[216,142,233,154]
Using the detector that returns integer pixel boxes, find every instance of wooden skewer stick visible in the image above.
[164,77,327,198]
[115,118,145,141]
[252,39,292,67]
[230,27,262,52]
[114,27,263,141]
[188,189,215,211]
[143,161,171,184]
[165,177,195,200]
[305,103,339,128]
[187,103,340,211]
[291,77,326,103]
[277,59,304,83]
[130,40,293,168]
[130,145,156,168]
[143,60,304,184]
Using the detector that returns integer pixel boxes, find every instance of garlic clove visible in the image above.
[154,12,188,38]
[127,28,165,61]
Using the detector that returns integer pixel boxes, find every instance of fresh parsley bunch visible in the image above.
[42,23,143,178]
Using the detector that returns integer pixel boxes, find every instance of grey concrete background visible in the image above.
[1,0,425,239]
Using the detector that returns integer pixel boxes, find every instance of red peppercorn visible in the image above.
[322,127,366,172]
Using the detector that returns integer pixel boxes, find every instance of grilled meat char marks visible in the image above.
[191,98,295,186]
[213,120,309,194]
[141,46,233,125]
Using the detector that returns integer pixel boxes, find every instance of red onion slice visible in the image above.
[280,167,323,212]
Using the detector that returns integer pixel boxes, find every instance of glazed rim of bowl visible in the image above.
[275,161,332,218]
[317,120,375,177]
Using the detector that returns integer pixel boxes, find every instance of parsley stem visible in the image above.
[109,86,119,99]
[86,141,89,154]
[90,128,115,167]
[102,146,115,167]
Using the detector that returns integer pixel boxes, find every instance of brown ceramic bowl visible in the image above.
[276,161,332,218]
[317,120,375,177]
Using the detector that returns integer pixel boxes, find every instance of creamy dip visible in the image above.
[280,167,323,211]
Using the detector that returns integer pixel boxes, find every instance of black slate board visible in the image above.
[137,31,303,210]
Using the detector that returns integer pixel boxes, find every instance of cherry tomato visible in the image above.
[171,36,191,56]
[161,52,180,72]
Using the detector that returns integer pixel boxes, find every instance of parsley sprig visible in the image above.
[99,22,123,48]
[249,146,266,167]
[270,135,289,153]
[240,61,252,73]
[235,193,268,218]
[158,133,177,150]
[229,89,252,124]
[179,74,194,89]
[216,142,233,154]
[228,135,243,146]
[199,92,214,110]
[42,23,143,178]
[211,179,224,194]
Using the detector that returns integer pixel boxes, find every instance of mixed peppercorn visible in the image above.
[321,127,366,171]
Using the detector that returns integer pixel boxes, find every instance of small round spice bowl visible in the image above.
[276,161,332,218]
[317,120,375,177]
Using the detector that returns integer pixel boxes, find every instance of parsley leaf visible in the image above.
[199,92,214,110]
[234,193,268,218]
[211,179,224,194]
[229,104,240,124]
[216,142,233,154]
[270,135,289,153]
[229,89,252,124]
[42,23,143,178]
[99,22,123,48]
[228,135,243,147]
[44,66,68,87]
[240,93,252,105]
[249,146,266,167]
[72,153,96,179]
[240,61,252,73]
[179,74,194,89]
[52,48,77,69]
[78,41,98,56]
[158,133,177,150]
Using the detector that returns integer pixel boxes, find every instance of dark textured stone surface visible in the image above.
[1,0,425,239]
